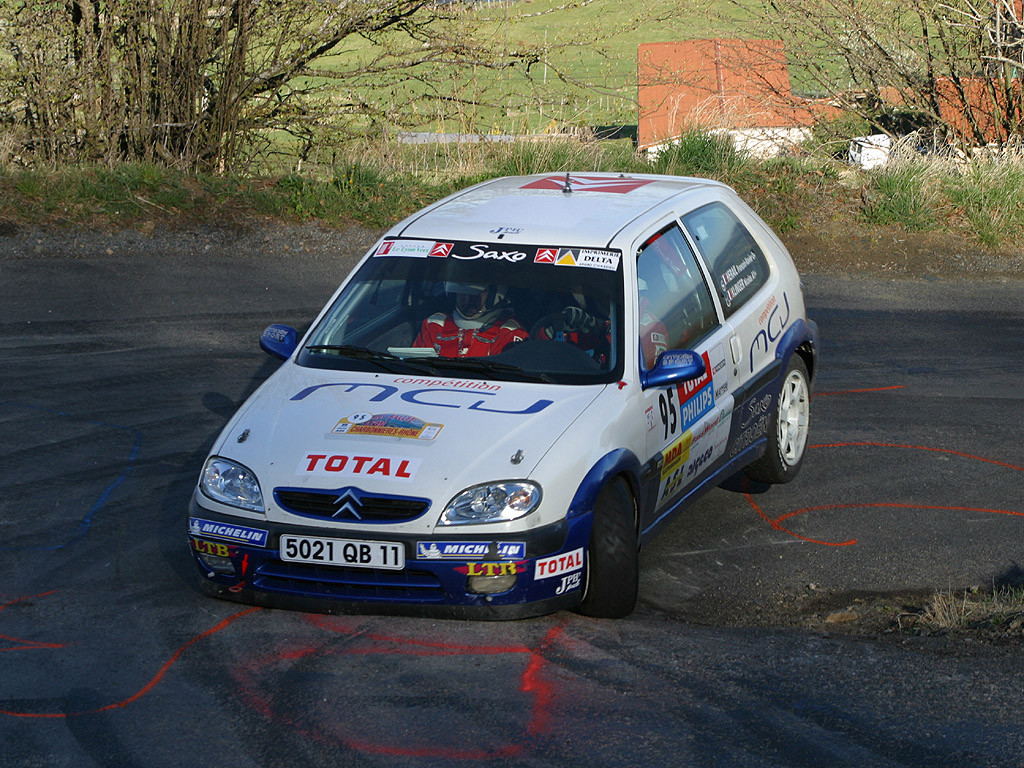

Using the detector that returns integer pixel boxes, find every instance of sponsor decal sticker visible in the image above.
[374,239,436,258]
[534,246,621,270]
[659,431,693,500]
[675,350,716,432]
[332,412,443,441]
[741,392,774,430]
[455,561,524,577]
[290,382,552,416]
[575,248,620,271]
[261,326,289,343]
[725,271,759,307]
[749,292,791,372]
[429,242,453,258]
[188,517,268,547]
[452,244,528,262]
[661,431,693,479]
[645,405,657,432]
[391,377,500,391]
[660,350,700,370]
[290,382,552,417]
[520,175,656,194]
[299,453,421,482]
[554,571,582,595]
[417,541,526,560]
[729,385,777,458]
[190,537,236,558]
[534,548,584,580]
[719,252,759,292]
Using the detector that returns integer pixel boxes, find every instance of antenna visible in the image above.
[562,172,572,194]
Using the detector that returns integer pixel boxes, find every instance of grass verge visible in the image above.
[1,136,1023,250]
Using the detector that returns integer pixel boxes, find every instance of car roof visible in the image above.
[392,172,727,249]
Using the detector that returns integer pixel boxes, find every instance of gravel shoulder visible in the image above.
[2,218,1022,280]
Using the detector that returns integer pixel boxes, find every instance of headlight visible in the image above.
[200,457,264,512]
[439,481,541,526]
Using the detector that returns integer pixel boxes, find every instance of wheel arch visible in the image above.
[776,317,818,387]
[566,449,642,529]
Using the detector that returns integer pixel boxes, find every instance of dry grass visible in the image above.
[910,586,1024,637]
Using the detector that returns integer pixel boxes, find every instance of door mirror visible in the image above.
[641,349,705,390]
[259,324,298,360]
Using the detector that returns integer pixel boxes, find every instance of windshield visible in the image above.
[299,238,624,384]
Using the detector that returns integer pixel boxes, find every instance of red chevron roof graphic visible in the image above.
[520,176,655,193]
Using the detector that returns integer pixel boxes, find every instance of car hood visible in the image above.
[214,364,605,528]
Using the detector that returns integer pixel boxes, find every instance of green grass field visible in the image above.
[309,0,760,135]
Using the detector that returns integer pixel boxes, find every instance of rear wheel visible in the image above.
[745,356,811,484]
[576,477,638,619]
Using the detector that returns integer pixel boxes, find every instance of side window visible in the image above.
[636,224,718,369]
[681,202,770,318]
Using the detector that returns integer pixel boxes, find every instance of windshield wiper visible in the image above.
[303,344,412,373]
[425,356,554,383]
[304,345,553,382]
[305,344,399,359]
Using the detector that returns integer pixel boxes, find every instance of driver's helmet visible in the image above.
[445,282,507,328]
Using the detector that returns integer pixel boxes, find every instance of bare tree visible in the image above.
[752,0,1024,148]
[0,0,600,170]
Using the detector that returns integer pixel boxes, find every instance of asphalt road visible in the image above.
[2,234,1023,768]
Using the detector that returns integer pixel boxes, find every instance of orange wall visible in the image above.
[637,39,834,149]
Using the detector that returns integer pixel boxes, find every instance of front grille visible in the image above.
[274,487,429,522]
[253,561,444,602]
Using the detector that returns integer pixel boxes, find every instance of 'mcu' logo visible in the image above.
[748,292,790,372]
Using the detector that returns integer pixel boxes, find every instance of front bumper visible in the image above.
[187,498,592,620]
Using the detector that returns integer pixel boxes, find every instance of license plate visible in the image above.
[279,534,405,570]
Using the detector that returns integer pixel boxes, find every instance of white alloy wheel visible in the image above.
[777,367,810,466]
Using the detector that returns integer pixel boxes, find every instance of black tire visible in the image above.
[576,477,638,619]
[744,355,811,484]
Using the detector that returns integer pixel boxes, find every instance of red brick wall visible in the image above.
[637,39,830,149]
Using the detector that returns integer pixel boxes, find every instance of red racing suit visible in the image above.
[639,299,669,369]
[414,313,528,357]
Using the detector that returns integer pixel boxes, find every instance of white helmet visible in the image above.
[445,282,508,328]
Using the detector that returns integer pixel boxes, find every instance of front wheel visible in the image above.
[744,356,811,484]
[576,477,638,619]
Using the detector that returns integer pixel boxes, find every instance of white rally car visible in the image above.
[188,173,817,619]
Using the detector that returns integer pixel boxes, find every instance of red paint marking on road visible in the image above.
[810,441,1024,473]
[815,385,906,397]
[0,634,65,652]
[0,591,66,652]
[745,493,857,547]
[522,623,565,738]
[305,613,532,655]
[0,606,260,718]
[750,442,1022,546]
[0,591,58,611]
[234,617,570,759]
[777,502,1024,522]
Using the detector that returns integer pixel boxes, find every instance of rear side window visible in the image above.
[681,202,770,317]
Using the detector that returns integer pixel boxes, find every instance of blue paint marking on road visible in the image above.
[0,402,143,552]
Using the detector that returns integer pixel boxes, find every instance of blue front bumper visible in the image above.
[188,498,593,619]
